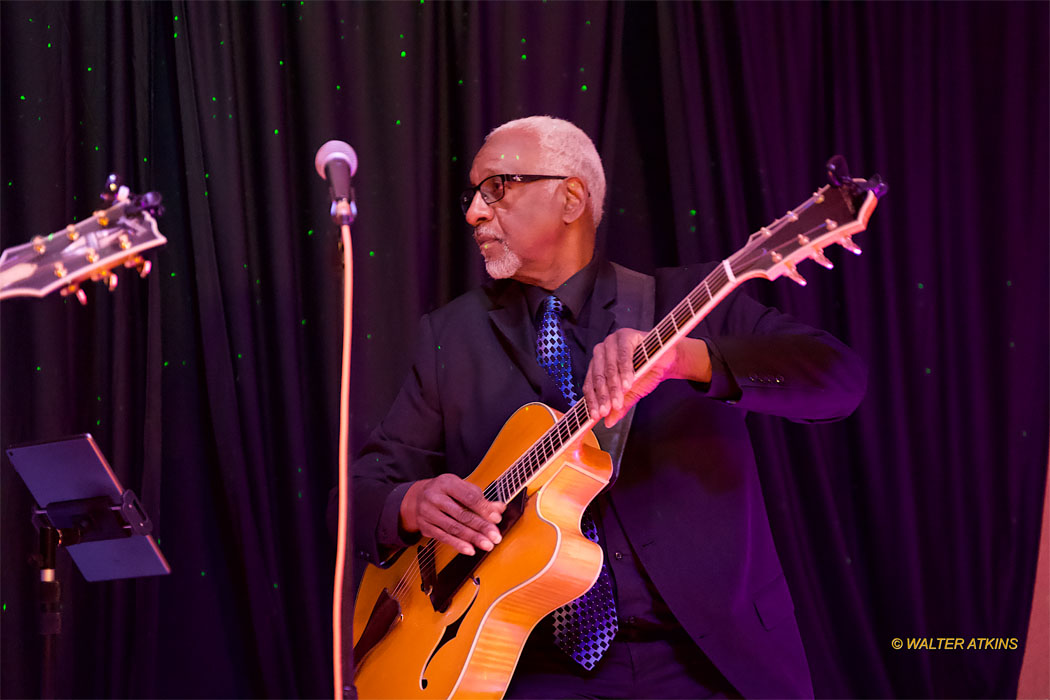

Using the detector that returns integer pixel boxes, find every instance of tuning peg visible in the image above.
[124,255,152,278]
[812,249,834,269]
[783,262,807,286]
[61,284,88,306]
[839,236,862,255]
[97,270,119,292]
[33,236,47,255]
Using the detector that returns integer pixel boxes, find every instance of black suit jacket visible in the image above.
[351,259,866,698]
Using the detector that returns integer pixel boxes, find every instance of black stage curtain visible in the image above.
[1,2,1046,697]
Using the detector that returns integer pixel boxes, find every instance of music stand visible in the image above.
[6,433,170,697]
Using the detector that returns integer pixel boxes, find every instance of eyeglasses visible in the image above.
[459,174,568,215]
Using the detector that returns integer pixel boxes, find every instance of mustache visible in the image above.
[473,226,503,242]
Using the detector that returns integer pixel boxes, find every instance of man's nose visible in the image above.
[465,191,493,227]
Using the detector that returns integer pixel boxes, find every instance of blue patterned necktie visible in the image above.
[535,294,619,670]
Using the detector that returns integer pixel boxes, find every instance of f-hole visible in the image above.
[420,577,481,690]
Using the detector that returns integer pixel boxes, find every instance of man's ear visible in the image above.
[561,177,588,224]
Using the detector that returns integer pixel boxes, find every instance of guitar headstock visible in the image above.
[0,176,166,304]
[728,157,886,286]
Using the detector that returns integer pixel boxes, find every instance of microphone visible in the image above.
[315,140,359,224]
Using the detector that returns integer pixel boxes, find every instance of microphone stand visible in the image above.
[331,196,356,700]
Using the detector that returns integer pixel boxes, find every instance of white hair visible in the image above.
[486,116,606,228]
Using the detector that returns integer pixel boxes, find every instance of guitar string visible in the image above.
[385,192,839,603]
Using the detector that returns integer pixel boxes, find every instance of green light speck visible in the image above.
[917,282,924,289]
[307,229,314,236]
[170,272,176,277]
[925,368,932,375]
[689,209,697,216]
[369,250,375,257]
[301,319,307,326]
[36,366,42,372]
[580,84,588,92]
[1006,280,1012,287]
[274,128,279,135]
[521,54,526,60]
[20,95,26,101]
[201,571,206,577]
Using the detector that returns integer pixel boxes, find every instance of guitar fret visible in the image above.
[672,302,690,328]
[557,420,570,446]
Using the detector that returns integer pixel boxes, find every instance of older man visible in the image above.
[350,116,865,698]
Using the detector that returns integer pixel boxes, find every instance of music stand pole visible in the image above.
[37,525,61,699]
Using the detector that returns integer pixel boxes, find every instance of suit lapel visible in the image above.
[586,260,619,353]
[485,281,570,411]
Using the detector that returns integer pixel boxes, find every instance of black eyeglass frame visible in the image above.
[459,174,568,214]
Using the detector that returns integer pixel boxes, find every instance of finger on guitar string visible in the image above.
[402,474,505,557]
[584,328,643,423]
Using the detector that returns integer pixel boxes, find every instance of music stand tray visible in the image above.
[7,433,170,581]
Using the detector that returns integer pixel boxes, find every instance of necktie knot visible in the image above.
[542,294,565,318]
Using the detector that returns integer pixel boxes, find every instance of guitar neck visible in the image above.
[484,263,739,506]
[632,261,739,375]
[484,168,884,506]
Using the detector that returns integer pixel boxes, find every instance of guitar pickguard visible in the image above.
[426,491,527,613]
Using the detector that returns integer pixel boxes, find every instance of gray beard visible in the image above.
[484,241,523,279]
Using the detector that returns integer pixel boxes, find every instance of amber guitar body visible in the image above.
[352,403,613,699]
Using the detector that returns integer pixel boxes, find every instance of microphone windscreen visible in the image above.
[314,140,359,180]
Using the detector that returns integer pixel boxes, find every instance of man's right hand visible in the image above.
[399,474,506,556]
